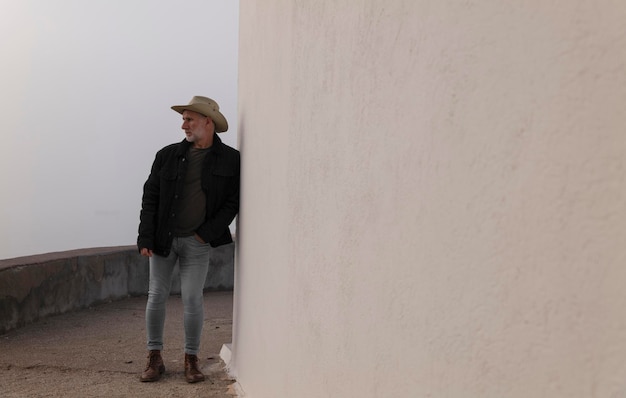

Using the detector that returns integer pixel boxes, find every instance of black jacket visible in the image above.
[137,135,240,256]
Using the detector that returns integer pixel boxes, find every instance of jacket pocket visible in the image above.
[159,170,178,181]
[204,167,235,189]
[203,167,236,206]
[158,170,178,199]
[211,167,235,177]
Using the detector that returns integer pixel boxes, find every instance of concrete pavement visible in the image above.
[0,291,237,397]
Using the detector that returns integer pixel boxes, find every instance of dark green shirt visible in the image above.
[174,147,210,236]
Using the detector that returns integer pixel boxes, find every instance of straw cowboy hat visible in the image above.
[171,96,229,133]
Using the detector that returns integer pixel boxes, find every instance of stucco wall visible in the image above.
[234,1,626,397]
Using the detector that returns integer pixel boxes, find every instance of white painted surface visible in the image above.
[234,1,626,397]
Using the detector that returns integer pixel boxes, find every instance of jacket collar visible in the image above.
[176,134,223,156]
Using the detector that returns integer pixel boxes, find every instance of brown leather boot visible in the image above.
[140,350,165,382]
[184,353,205,383]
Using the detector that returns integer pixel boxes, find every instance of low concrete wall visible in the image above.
[0,244,234,334]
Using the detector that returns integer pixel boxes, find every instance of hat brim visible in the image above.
[171,105,228,133]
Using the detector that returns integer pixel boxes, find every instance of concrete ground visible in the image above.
[0,291,237,397]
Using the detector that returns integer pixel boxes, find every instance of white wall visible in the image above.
[234,1,626,397]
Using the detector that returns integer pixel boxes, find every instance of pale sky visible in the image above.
[0,0,239,259]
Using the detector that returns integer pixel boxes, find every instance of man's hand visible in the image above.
[140,248,153,257]
[194,234,206,244]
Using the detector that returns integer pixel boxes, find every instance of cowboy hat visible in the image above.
[171,96,228,133]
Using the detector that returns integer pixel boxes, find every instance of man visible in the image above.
[137,96,239,383]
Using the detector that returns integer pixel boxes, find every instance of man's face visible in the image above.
[181,110,212,146]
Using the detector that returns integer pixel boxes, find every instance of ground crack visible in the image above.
[3,363,137,375]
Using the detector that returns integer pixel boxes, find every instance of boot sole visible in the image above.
[140,364,165,382]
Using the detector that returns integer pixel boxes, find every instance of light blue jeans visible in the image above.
[145,236,211,355]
